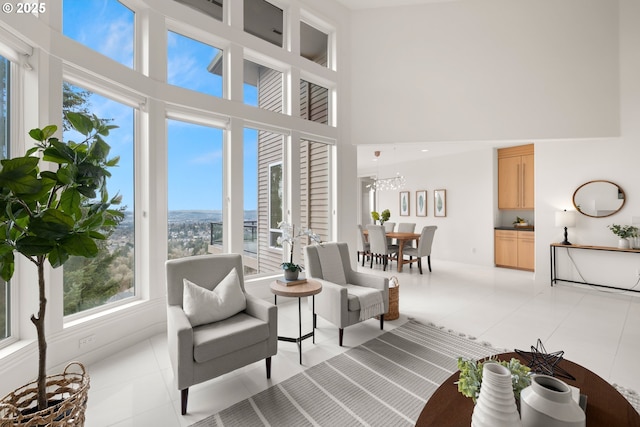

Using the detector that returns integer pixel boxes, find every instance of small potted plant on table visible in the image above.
[277,222,321,281]
[607,224,638,249]
[371,209,390,225]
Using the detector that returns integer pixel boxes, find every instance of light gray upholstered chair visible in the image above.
[397,222,416,233]
[357,224,371,266]
[166,253,277,415]
[304,242,388,346]
[396,222,416,247]
[403,225,437,273]
[367,224,396,271]
[383,222,399,254]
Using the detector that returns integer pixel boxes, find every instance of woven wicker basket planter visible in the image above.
[378,276,399,321]
[0,362,89,427]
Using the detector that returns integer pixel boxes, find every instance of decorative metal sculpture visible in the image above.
[515,339,576,381]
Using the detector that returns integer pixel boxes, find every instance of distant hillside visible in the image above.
[167,210,257,222]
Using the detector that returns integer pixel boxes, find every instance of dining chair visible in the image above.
[403,226,437,273]
[383,221,399,253]
[397,223,416,233]
[367,224,396,271]
[396,222,416,247]
[357,224,371,266]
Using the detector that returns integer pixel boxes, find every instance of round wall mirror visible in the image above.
[573,180,626,218]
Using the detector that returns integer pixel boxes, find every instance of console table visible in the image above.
[550,243,640,293]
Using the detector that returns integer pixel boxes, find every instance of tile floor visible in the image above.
[85,259,640,426]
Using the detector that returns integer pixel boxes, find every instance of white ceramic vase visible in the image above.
[619,238,630,249]
[520,375,585,427]
[471,362,522,427]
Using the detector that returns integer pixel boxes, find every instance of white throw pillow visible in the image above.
[182,268,247,327]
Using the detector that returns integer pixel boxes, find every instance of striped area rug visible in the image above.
[190,319,500,427]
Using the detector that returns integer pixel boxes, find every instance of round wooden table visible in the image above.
[415,352,640,427]
[270,279,322,365]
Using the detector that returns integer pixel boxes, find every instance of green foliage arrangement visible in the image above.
[607,224,638,239]
[371,209,390,225]
[0,112,123,411]
[456,357,532,403]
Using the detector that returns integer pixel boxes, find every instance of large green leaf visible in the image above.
[28,128,44,142]
[61,234,99,257]
[88,138,111,161]
[59,188,82,219]
[29,125,58,143]
[43,138,76,164]
[66,111,94,136]
[4,175,42,195]
[0,250,14,281]
[48,245,69,268]
[79,212,105,231]
[28,210,75,240]
[0,157,41,194]
[16,236,55,256]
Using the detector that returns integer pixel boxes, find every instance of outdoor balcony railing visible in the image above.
[210,220,258,255]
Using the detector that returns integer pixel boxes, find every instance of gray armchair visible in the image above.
[304,242,388,346]
[166,253,277,415]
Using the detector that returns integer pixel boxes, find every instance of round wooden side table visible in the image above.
[270,279,322,365]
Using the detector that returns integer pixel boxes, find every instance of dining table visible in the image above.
[363,229,420,273]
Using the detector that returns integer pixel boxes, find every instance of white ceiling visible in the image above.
[356,140,525,172]
[335,0,457,10]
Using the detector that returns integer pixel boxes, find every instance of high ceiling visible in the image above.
[335,0,457,10]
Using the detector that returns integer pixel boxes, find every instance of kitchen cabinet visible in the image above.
[494,229,534,271]
[516,231,535,270]
[498,144,534,209]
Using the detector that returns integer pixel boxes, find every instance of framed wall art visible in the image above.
[416,190,427,216]
[434,189,447,217]
[399,191,410,216]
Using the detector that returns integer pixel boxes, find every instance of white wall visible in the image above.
[367,148,496,266]
[350,0,620,144]
[354,0,640,289]
[533,0,640,287]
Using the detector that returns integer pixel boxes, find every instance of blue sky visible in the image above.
[63,0,259,212]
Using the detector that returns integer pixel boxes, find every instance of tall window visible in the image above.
[300,139,330,242]
[167,120,224,259]
[63,0,134,69]
[167,31,223,98]
[175,0,223,21]
[300,79,329,124]
[244,0,283,47]
[243,59,283,113]
[62,84,135,316]
[268,162,283,247]
[243,128,258,273]
[300,22,328,67]
[245,127,284,274]
[0,54,9,341]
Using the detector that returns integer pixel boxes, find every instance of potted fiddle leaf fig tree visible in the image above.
[0,111,123,424]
